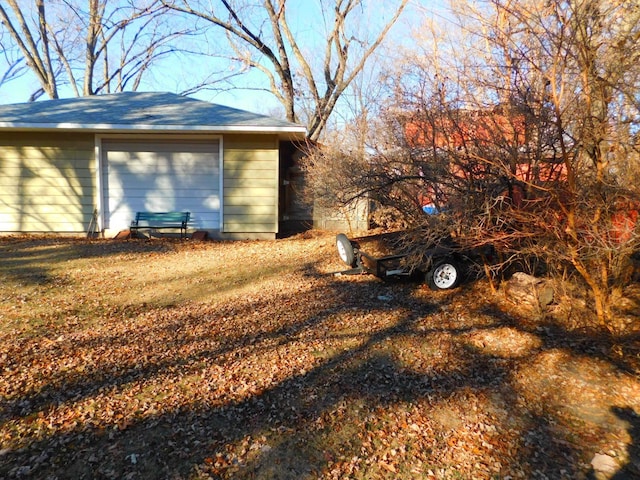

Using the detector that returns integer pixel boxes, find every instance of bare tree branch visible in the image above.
[0,0,58,98]
[0,1,199,99]
[161,0,408,140]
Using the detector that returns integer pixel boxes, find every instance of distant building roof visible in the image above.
[0,91,306,138]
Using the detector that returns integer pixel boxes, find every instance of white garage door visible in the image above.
[102,139,220,231]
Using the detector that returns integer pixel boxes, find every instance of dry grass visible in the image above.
[0,232,639,479]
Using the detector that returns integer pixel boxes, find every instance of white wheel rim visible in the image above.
[337,240,349,263]
[433,263,457,289]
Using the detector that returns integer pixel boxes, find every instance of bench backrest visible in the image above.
[134,211,190,226]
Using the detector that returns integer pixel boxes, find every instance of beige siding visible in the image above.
[223,134,279,233]
[0,132,96,233]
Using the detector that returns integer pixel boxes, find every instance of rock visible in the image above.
[504,272,554,310]
[591,453,619,474]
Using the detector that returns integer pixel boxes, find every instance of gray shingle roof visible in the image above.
[0,91,306,135]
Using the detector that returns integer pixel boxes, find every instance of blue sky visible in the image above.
[0,1,450,117]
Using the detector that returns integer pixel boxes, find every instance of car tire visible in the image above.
[336,233,356,267]
[426,259,460,290]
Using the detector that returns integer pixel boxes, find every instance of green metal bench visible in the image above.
[130,211,190,238]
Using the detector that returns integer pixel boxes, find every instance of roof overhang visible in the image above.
[0,122,308,141]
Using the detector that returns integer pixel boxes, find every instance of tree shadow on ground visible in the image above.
[0,237,174,286]
[1,262,639,478]
[608,407,640,479]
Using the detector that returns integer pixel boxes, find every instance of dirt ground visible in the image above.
[0,232,639,479]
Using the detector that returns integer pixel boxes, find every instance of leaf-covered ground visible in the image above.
[0,233,638,479]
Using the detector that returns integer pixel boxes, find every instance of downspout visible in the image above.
[94,135,105,237]
[219,137,224,233]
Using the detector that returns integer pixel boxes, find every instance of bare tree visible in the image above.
[305,0,640,330]
[159,0,408,141]
[0,0,59,98]
[0,0,190,99]
[0,31,27,91]
[474,0,640,328]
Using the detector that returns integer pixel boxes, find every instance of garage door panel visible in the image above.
[190,212,220,229]
[117,188,221,199]
[111,171,220,188]
[108,152,219,177]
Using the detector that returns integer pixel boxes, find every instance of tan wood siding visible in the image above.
[225,178,275,189]
[0,132,96,233]
[223,135,279,233]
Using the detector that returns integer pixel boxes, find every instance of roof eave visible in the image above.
[0,122,308,139]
